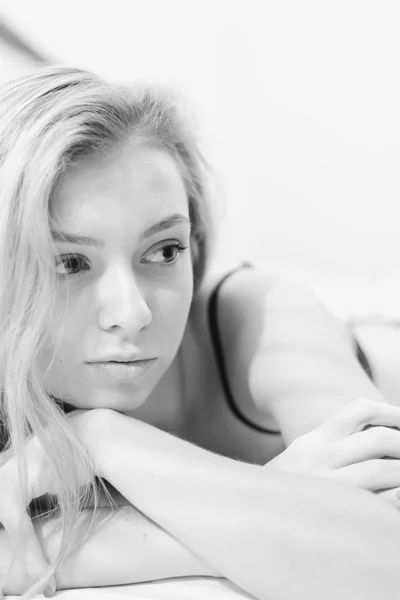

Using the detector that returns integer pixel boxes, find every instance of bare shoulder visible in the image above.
[193,264,347,351]
[190,264,358,425]
[192,263,285,315]
[190,265,341,422]
[211,266,354,355]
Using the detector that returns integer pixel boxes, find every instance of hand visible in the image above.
[266,397,400,508]
[0,408,102,597]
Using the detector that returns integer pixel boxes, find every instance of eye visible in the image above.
[143,242,188,267]
[55,254,90,277]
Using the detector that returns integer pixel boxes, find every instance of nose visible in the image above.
[97,264,152,336]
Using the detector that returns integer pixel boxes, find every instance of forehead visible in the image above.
[50,142,189,233]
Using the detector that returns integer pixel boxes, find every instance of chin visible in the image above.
[86,387,150,413]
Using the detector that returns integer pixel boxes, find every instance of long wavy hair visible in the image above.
[0,65,216,598]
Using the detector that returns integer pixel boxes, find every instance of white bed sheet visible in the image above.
[7,577,255,600]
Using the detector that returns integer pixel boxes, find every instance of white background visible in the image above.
[1,0,400,314]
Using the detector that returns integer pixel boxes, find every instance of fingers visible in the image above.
[314,397,400,440]
[1,507,55,593]
[334,426,400,466]
[0,438,57,596]
[334,459,400,492]
[0,524,36,596]
[376,488,400,511]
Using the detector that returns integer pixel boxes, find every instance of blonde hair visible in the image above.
[0,65,215,597]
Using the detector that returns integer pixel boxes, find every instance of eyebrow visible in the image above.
[51,213,191,248]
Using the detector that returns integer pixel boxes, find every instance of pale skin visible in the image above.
[1,140,400,598]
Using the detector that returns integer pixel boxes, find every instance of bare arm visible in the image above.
[214,267,386,444]
[84,408,400,600]
[0,506,219,595]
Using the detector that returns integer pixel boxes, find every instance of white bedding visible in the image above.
[7,577,254,599]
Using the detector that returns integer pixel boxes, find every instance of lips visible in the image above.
[100,360,145,364]
[89,356,151,363]
[88,358,157,381]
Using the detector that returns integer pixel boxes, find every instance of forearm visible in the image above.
[0,507,218,595]
[89,409,400,600]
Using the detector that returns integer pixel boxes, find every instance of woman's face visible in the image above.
[40,142,193,412]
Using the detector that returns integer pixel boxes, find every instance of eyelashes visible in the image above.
[55,241,189,278]
[55,254,89,277]
[144,242,188,267]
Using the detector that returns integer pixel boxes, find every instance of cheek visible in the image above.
[37,339,90,404]
[37,310,84,383]
[37,338,75,380]
[152,275,193,338]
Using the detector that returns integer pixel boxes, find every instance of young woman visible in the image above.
[1,66,400,600]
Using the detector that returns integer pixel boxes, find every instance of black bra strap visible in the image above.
[208,266,375,434]
[208,263,281,435]
[353,337,374,382]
